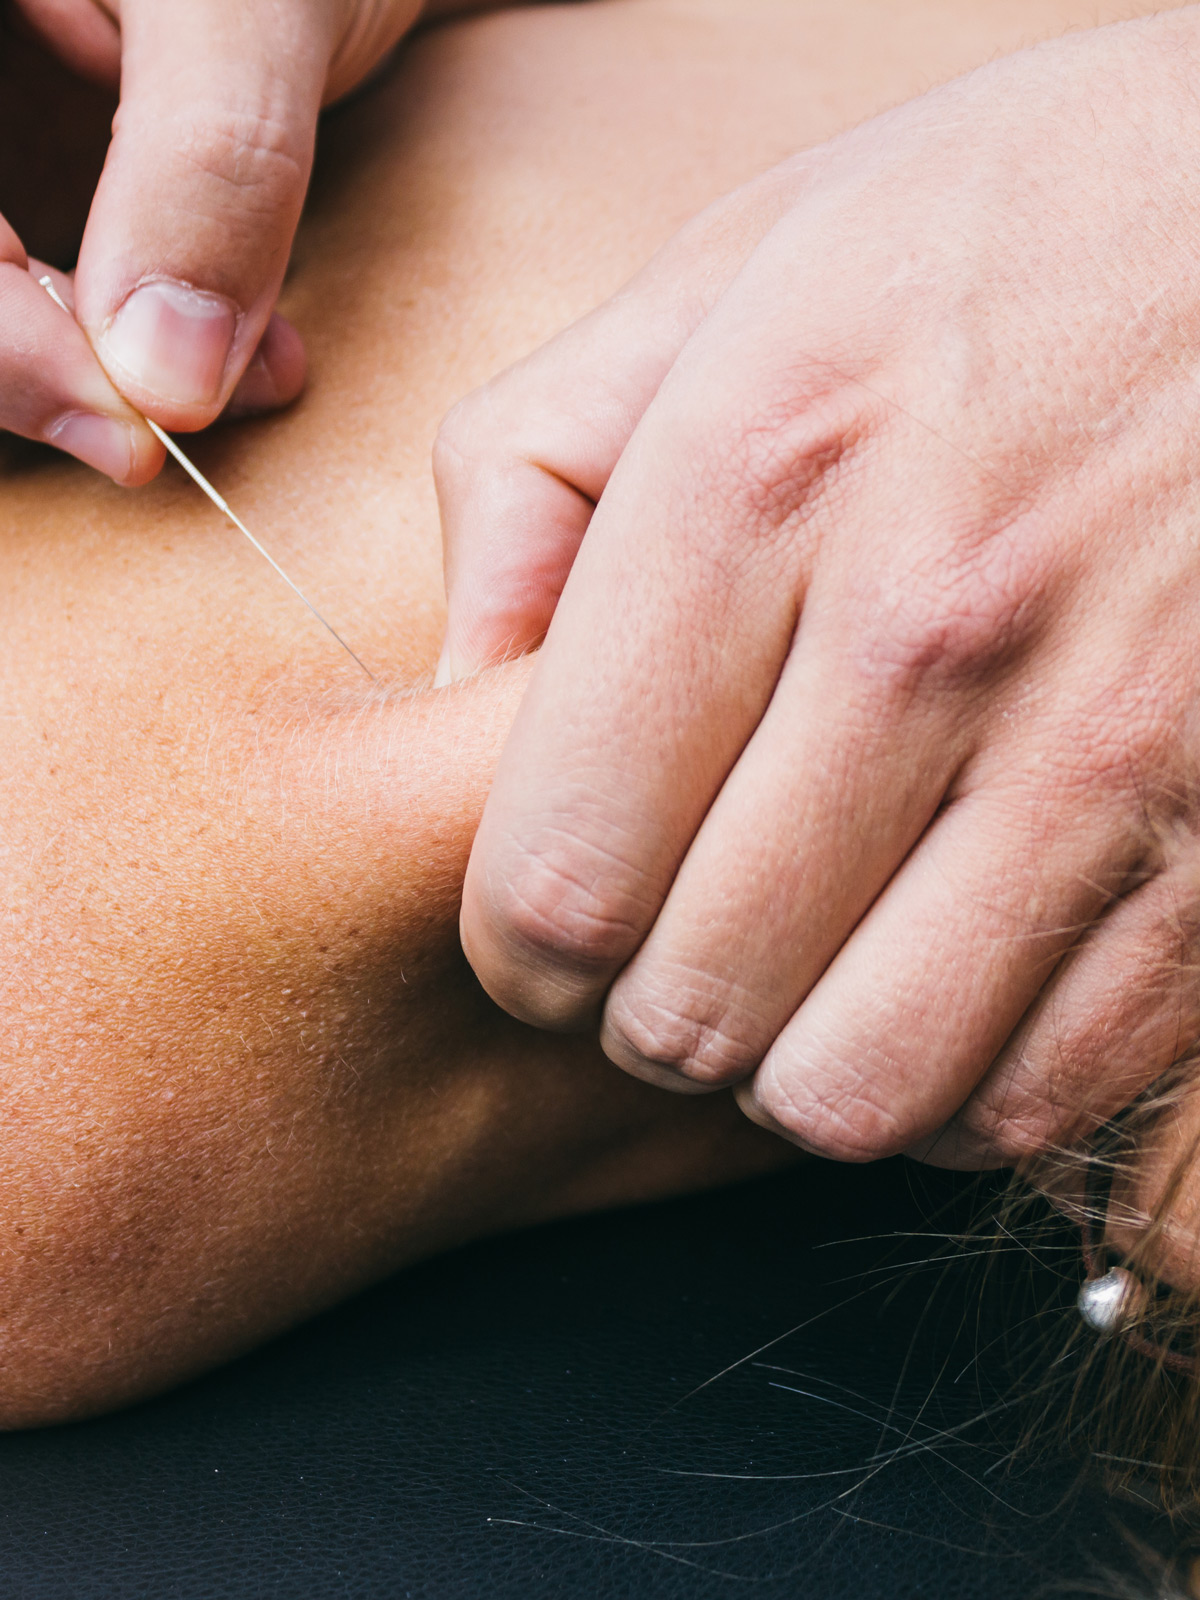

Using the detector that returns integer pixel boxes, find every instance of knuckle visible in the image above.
[759,1062,912,1163]
[606,978,766,1086]
[847,524,1041,703]
[489,837,648,979]
[953,1096,1053,1165]
[689,386,869,557]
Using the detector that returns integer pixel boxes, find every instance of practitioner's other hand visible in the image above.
[0,0,491,480]
[441,9,1200,1170]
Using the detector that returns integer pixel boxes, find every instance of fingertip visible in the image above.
[433,649,454,690]
[223,314,307,419]
[433,635,485,688]
[122,420,168,487]
[74,0,327,429]
[43,412,132,482]
[45,409,165,488]
[439,597,550,683]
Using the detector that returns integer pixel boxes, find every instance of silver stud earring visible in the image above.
[1077,1266,1148,1334]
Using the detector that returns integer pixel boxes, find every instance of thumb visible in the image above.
[433,166,805,684]
[73,0,332,431]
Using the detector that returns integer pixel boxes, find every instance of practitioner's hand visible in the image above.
[0,15,160,482]
[440,9,1200,1170]
[0,0,490,481]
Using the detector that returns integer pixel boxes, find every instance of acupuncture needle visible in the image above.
[38,275,374,680]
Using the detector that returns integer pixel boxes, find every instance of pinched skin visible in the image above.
[0,0,1186,1424]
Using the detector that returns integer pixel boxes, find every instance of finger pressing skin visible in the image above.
[459,336,828,1030]
[73,0,327,430]
[0,244,160,482]
[435,161,811,682]
[223,312,307,419]
[597,418,1052,1093]
[927,831,1200,1170]
[456,169,1048,1042]
[434,298,682,686]
[734,759,1146,1164]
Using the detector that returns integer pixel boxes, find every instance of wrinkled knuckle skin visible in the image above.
[848,521,1043,705]
[483,845,646,993]
[759,1070,912,1164]
[694,387,869,558]
[605,986,764,1087]
[951,1096,1055,1167]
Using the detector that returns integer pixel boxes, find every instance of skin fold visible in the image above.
[0,0,1186,1427]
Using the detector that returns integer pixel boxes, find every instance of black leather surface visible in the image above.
[0,1158,1173,1598]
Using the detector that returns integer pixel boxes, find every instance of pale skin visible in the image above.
[0,0,1193,1428]
[446,0,1200,1184]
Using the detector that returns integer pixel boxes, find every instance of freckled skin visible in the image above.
[0,0,1184,1425]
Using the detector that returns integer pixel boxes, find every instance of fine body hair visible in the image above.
[6,0,1200,1587]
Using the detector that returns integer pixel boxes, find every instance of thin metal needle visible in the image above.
[141,416,375,679]
[38,276,374,680]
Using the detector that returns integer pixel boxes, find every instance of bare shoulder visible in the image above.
[0,0,1177,1425]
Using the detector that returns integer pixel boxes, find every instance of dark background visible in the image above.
[0,1157,1179,1599]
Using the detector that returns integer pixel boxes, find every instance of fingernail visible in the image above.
[433,643,479,687]
[100,279,238,408]
[47,412,134,482]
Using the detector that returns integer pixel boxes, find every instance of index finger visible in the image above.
[457,288,831,1028]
